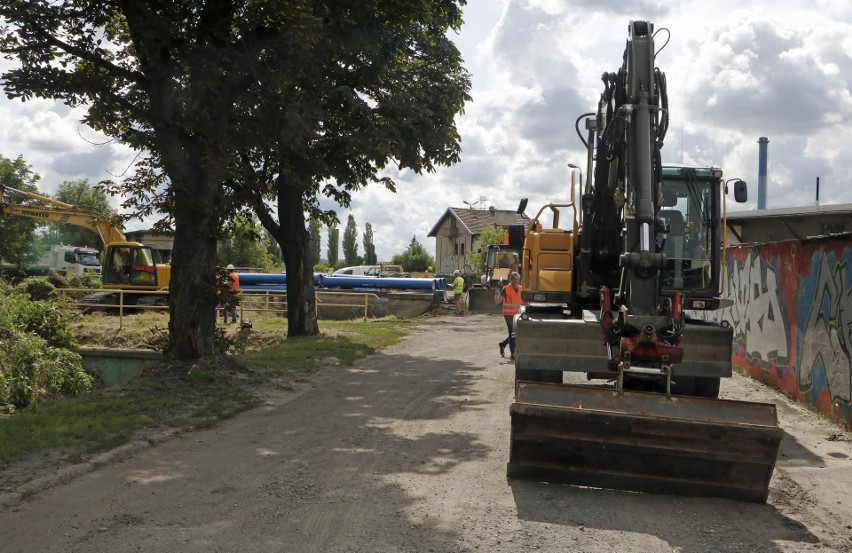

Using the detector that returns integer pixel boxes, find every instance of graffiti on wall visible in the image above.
[797,249,852,406]
[717,241,851,428]
[712,249,789,371]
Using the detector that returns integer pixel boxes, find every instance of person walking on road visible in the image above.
[494,271,524,359]
[451,269,466,316]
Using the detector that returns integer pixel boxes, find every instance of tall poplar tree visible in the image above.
[327,227,339,268]
[342,214,359,266]
[308,222,321,268]
[363,223,377,265]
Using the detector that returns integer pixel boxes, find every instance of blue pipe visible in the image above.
[237,272,441,293]
[319,275,437,291]
[238,272,323,291]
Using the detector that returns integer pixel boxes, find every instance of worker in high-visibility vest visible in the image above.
[223,263,240,323]
[494,271,525,360]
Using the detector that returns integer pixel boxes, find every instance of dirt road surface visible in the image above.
[2,312,851,552]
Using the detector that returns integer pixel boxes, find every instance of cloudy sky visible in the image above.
[1,0,851,263]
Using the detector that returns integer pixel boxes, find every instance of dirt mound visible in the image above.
[72,312,287,352]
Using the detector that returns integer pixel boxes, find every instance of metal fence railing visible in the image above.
[50,288,382,330]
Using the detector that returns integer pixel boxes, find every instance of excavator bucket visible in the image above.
[468,287,500,313]
[508,382,783,503]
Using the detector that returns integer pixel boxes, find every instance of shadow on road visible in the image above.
[509,477,818,553]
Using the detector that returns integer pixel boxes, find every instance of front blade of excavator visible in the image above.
[508,382,783,503]
[468,287,501,313]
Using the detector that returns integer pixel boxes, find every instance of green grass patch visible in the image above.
[0,317,412,475]
[0,368,260,467]
[236,318,411,378]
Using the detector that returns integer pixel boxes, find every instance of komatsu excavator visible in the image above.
[507,21,783,503]
[0,184,170,305]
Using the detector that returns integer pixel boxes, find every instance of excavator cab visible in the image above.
[102,243,161,288]
[659,167,720,296]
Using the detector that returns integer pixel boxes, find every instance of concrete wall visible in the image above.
[703,237,851,428]
[432,217,470,275]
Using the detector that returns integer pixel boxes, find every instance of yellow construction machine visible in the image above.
[0,184,170,305]
[468,221,526,312]
[508,21,783,503]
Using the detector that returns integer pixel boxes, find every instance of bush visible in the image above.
[0,288,89,411]
[18,277,55,301]
[65,272,103,289]
[0,333,91,409]
[45,270,67,289]
[15,298,78,349]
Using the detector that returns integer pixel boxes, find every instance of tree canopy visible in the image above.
[308,222,321,269]
[219,215,280,272]
[342,214,359,266]
[467,225,506,275]
[326,227,339,268]
[0,155,41,268]
[218,0,470,336]
[362,223,377,266]
[43,180,120,248]
[391,236,434,272]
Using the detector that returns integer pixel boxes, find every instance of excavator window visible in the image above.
[105,246,157,285]
[659,176,716,291]
[128,248,156,284]
[106,247,131,284]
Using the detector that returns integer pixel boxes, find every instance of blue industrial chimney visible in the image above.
[757,137,769,210]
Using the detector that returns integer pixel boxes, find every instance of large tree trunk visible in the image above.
[166,174,221,359]
[159,134,223,360]
[277,178,319,338]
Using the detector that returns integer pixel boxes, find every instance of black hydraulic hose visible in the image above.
[575,112,595,149]
[656,68,669,143]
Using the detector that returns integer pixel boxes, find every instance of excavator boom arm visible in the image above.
[0,185,126,245]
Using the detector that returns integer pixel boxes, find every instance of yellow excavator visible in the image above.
[508,21,783,503]
[0,184,170,305]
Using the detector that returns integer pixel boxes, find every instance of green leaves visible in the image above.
[390,235,434,272]
[342,213,359,265]
[0,286,89,410]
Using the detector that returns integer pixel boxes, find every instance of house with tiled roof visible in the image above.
[427,207,529,275]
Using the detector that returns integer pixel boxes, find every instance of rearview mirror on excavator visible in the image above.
[516,198,528,214]
[733,180,747,203]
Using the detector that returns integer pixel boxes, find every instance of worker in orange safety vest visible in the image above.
[223,263,240,323]
[494,271,525,360]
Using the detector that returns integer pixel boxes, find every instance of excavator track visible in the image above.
[508,381,783,503]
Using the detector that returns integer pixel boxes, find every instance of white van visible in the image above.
[332,265,378,276]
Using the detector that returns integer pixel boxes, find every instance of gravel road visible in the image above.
[1,311,851,552]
